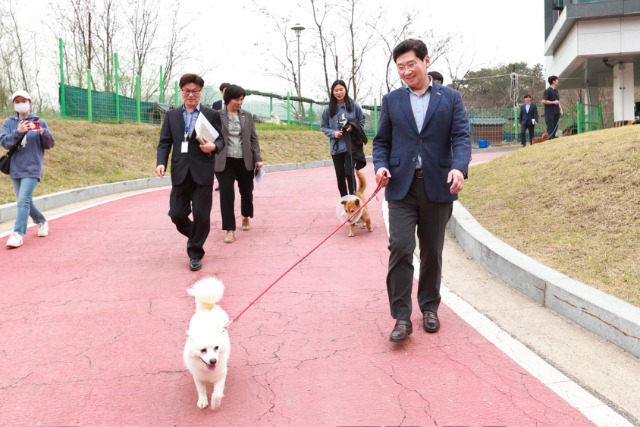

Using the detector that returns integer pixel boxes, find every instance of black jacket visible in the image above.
[346,120,368,170]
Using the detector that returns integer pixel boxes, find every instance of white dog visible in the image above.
[183,277,231,410]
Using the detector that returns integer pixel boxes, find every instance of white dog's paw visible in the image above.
[210,397,222,411]
[197,396,209,409]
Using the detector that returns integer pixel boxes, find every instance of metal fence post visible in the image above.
[577,101,583,134]
[374,98,378,134]
[136,75,141,123]
[114,53,120,122]
[159,66,164,104]
[513,107,518,141]
[59,38,66,118]
[286,92,291,127]
[87,69,92,122]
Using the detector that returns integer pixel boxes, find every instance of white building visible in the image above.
[544,0,640,125]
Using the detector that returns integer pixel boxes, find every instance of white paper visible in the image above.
[255,167,265,184]
[195,113,219,145]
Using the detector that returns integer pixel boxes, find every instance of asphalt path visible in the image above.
[0,152,638,426]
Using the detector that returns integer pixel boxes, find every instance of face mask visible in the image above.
[14,102,30,114]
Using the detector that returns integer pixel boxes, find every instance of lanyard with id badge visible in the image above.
[181,109,198,153]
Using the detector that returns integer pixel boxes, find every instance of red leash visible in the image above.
[226,179,385,329]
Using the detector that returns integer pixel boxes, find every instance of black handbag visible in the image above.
[0,133,27,175]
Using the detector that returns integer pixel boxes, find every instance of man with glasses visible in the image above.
[156,73,224,271]
[373,39,471,342]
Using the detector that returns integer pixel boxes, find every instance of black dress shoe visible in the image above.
[390,320,413,342]
[189,258,202,271]
[423,311,440,333]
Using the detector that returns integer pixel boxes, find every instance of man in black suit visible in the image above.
[212,82,230,110]
[518,94,539,146]
[156,73,224,271]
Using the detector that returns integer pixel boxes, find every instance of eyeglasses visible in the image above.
[182,89,201,96]
[397,62,418,74]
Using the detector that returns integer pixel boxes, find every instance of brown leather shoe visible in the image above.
[224,231,235,243]
[423,311,440,333]
[390,320,413,342]
[241,217,250,231]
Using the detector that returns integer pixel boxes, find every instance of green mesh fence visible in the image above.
[60,81,597,144]
[64,84,157,123]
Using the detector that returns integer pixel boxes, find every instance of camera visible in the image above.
[337,113,349,131]
[30,121,41,130]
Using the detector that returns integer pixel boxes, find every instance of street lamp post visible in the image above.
[291,23,305,125]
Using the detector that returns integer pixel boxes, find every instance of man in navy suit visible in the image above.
[212,82,230,111]
[519,94,539,146]
[156,74,224,271]
[373,39,471,342]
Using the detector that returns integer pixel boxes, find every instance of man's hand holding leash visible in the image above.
[376,168,390,188]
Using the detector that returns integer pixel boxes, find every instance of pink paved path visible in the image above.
[0,158,593,426]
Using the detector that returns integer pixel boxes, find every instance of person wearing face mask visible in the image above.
[321,79,366,197]
[1,90,56,249]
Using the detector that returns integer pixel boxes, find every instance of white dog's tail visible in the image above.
[187,277,224,312]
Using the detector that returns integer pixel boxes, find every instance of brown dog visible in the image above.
[531,132,549,144]
[341,170,373,237]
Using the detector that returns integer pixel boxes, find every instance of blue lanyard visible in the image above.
[182,106,199,140]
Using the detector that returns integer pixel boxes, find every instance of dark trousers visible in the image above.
[168,171,213,260]
[520,123,535,145]
[386,177,453,320]
[216,157,254,231]
[546,113,561,139]
[332,152,355,197]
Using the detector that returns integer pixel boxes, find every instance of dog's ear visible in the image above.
[341,200,347,205]
[354,199,361,207]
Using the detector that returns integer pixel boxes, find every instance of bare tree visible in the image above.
[126,0,159,97]
[0,0,46,108]
[51,0,94,87]
[309,0,333,99]
[161,4,189,103]
[92,0,120,92]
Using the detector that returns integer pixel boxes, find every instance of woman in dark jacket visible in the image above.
[214,85,263,244]
[320,80,366,197]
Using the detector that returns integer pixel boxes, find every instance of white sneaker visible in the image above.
[37,221,49,237]
[6,232,23,248]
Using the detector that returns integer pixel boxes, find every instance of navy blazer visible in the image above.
[373,83,471,203]
[157,105,224,186]
[519,103,539,126]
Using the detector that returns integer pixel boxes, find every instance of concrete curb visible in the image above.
[448,201,640,358]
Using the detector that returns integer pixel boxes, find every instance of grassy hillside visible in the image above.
[459,126,639,306]
[0,120,370,204]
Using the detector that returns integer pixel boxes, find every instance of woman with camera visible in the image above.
[321,80,366,197]
[0,90,56,248]
[214,84,263,244]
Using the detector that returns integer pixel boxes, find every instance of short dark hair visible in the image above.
[428,71,444,84]
[548,75,558,85]
[223,84,246,105]
[523,94,531,99]
[179,73,205,89]
[219,82,230,92]
[393,39,428,62]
